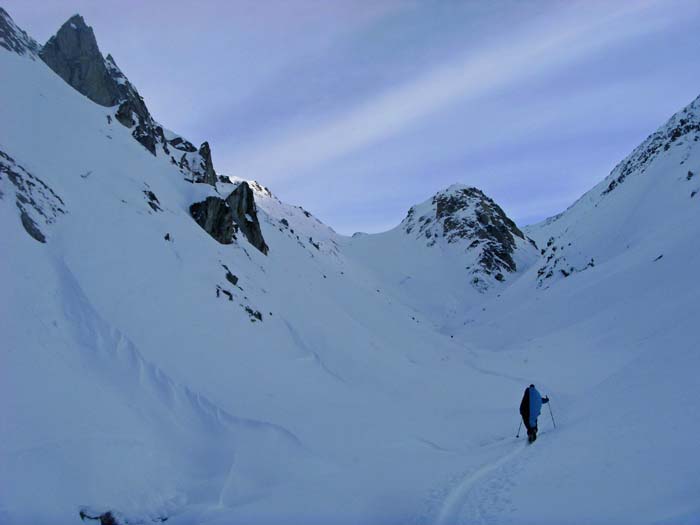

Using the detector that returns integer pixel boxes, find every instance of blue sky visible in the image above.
[7,0,700,233]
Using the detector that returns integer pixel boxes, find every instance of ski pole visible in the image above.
[516,420,522,438]
[548,402,556,428]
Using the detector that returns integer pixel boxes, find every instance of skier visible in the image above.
[519,384,549,443]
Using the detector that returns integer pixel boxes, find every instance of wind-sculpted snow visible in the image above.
[0,237,306,524]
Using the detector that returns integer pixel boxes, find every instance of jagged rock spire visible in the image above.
[33,11,221,186]
[39,13,162,156]
[226,182,269,254]
[39,14,122,107]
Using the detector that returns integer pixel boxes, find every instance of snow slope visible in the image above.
[441,93,700,523]
[1,9,699,525]
[0,14,528,524]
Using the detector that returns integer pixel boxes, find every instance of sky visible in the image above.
[6,0,700,234]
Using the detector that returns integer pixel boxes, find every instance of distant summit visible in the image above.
[401,184,537,287]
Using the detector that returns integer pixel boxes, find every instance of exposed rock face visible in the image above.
[39,15,122,107]
[189,197,237,245]
[436,187,526,273]
[602,94,700,196]
[175,144,218,184]
[168,136,197,153]
[0,149,66,243]
[37,13,219,184]
[0,8,40,57]
[39,15,168,157]
[226,182,269,254]
[189,182,269,253]
[193,142,217,186]
[402,185,536,289]
[530,96,700,289]
[535,235,595,288]
[79,509,119,525]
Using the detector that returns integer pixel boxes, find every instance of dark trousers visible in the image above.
[524,419,538,440]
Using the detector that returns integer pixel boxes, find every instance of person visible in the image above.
[520,384,549,443]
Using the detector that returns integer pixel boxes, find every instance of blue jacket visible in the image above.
[520,386,548,428]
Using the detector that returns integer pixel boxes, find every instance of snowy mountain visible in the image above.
[344,185,540,333]
[400,185,538,286]
[528,94,700,286]
[1,8,698,525]
[38,13,218,183]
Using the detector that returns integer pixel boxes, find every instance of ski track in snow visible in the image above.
[434,441,526,525]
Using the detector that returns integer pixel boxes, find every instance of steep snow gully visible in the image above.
[2,8,699,525]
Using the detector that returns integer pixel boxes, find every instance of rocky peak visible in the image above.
[36,12,221,186]
[0,8,40,58]
[39,14,123,107]
[40,13,150,123]
[402,184,537,287]
[226,182,269,255]
[196,142,218,186]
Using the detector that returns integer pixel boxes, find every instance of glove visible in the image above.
[543,396,549,402]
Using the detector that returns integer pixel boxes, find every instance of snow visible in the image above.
[1,14,699,525]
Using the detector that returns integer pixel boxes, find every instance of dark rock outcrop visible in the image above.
[0,8,40,57]
[168,136,197,153]
[37,12,220,184]
[0,149,65,243]
[535,236,595,288]
[226,182,269,254]
[143,189,161,212]
[39,15,122,107]
[189,182,269,253]
[39,15,169,157]
[402,185,535,290]
[434,187,525,273]
[194,142,217,186]
[189,197,237,245]
[222,264,239,286]
[79,510,119,525]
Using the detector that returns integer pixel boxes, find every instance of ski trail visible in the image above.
[435,442,526,525]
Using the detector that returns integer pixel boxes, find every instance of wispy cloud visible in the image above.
[8,0,699,233]
[222,1,671,183]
